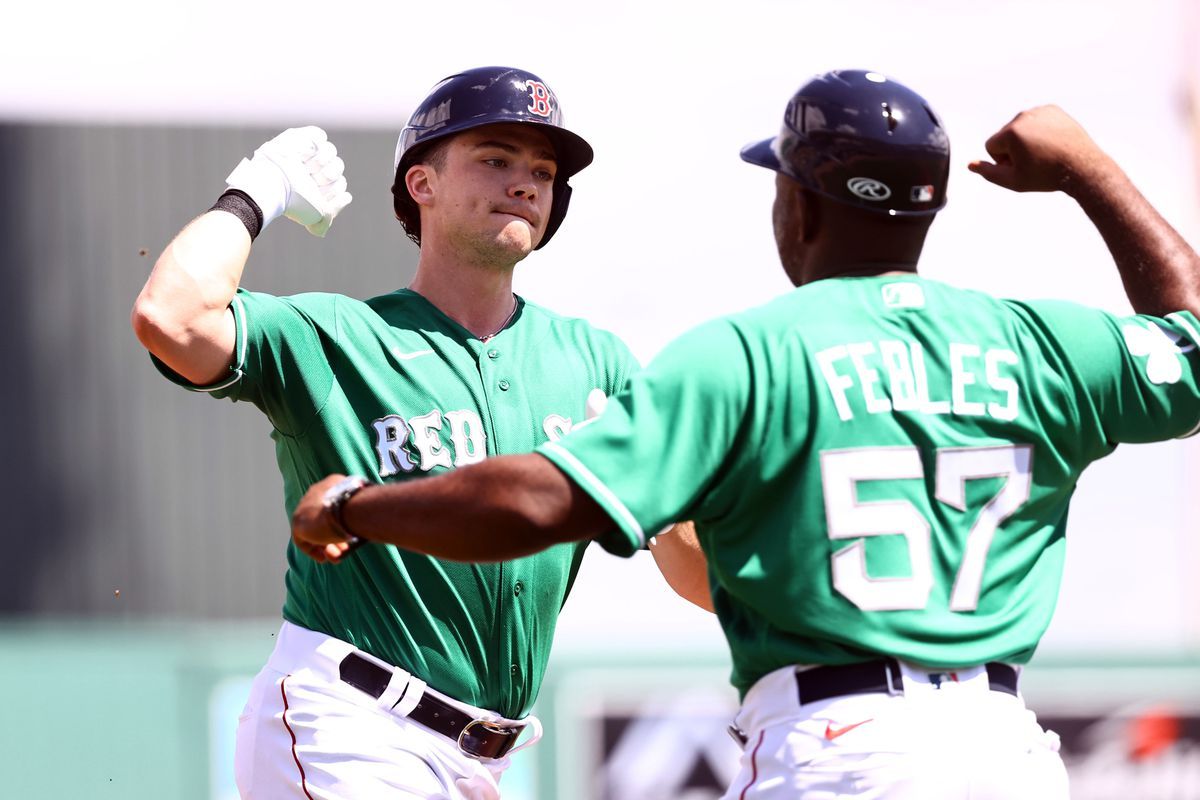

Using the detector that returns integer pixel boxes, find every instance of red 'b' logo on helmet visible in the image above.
[526,81,553,117]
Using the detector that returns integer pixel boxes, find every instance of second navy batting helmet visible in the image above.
[391,66,594,249]
[741,70,950,216]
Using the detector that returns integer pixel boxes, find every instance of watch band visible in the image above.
[323,475,369,545]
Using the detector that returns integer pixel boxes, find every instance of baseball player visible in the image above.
[292,71,1200,799]
[132,66,705,799]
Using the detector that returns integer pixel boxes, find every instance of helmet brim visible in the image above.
[537,124,594,179]
[740,137,783,172]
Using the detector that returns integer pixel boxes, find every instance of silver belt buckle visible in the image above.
[457,718,521,759]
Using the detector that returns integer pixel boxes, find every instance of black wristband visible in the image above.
[210,189,264,241]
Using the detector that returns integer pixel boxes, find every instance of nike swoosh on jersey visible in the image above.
[392,348,435,361]
[824,718,874,740]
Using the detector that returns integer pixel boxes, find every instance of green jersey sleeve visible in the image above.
[594,328,640,398]
[539,318,756,557]
[1013,301,1200,454]
[150,288,338,436]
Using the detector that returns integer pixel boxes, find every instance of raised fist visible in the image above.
[969,105,1113,196]
[225,126,353,237]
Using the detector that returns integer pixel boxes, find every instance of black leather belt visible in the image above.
[795,659,1019,705]
[339,652,524,759]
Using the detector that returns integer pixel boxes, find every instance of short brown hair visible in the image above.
[391,139,451,247]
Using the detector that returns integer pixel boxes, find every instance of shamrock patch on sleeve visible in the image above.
[1122,320,1196,385]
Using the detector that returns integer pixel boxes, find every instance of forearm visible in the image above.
[338,454,606,562]
[1068,158,1200,317]
[973,106,1200,318]
[131,211,249,383]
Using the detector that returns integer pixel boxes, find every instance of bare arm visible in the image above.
[649,522,715,613]
[130,126,352,384]
[296,461,717,611]
[291,455,612,563]
[131,212,247,384]
[970,105,1200,317]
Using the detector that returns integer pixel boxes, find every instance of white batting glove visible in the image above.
[225,126,353,237]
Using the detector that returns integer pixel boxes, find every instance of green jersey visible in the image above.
[156,288,637,717]
[540,275,1200,698]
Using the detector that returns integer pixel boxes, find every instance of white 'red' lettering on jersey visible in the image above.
[373,400,594,478]
[373,409,487,476]
[372,398,592,479]
[408,410,453,470]
[445,410,486,465]
[815,340,1021,422]
[373,415,418,477]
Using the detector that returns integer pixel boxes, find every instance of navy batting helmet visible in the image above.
[391,66,594,249]
[741,70,950,216]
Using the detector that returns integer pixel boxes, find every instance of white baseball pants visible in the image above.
[722,661,1068,799]
[234,622,537,799]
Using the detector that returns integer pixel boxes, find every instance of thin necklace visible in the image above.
[479,295,518,342]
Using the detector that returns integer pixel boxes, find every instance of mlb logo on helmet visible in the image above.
[911,185,935,203]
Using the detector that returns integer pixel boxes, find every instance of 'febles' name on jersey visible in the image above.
[816,340,1019,422]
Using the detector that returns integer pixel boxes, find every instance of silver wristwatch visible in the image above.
[322,475,369,545]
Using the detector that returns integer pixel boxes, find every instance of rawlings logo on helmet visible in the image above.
[847,177,891,201]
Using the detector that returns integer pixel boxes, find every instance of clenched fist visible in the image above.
[969,105,1116,196]
[226,126,353,237]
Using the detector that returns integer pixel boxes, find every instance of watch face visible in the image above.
[324,476,365,506]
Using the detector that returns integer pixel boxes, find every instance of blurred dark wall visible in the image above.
[0,122,417,618]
